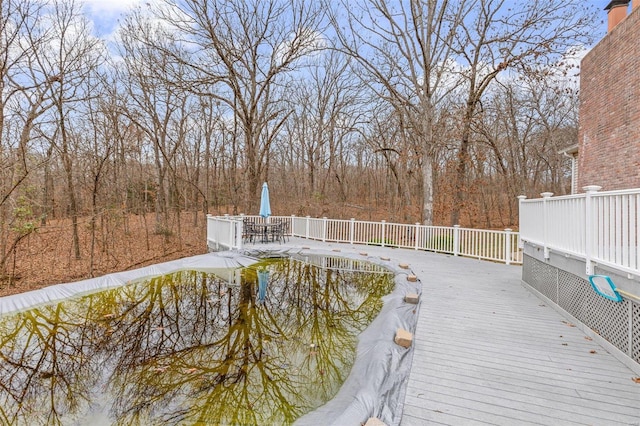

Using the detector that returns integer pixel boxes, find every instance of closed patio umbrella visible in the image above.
[259,182,271,219]
[257,269,269,303]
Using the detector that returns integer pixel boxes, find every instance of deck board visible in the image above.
[398,247,640,425]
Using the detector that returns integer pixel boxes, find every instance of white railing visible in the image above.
[519,186,640,276]
[206,215,243,250]
[207,214,522,265]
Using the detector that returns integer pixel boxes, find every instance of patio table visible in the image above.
[253,222,283,243]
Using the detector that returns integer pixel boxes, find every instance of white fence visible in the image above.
[519,186,640,276]
[207,214,522,265]
[206,215,243,251]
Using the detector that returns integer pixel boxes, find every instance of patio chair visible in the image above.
[279,220,290,243]
[268,220,290,243]
[243,219,259,243]
[269,221,284,243]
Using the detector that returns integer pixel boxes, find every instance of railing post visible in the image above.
[453,225,460,256]
[350,218,355,245]
[291,215,296,237]
[236,219,243,250]
[504,228,512,265]
[381,220,386,247]
[305,216,310,239]
[414,222,421,250]
[583,185,602,275]
[541,192,554,259]
[322,217,328,242]
[517,195,527,249]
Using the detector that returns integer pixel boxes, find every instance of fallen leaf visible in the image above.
[184,368,197,374]
[589,350,597,354]
[632,377,640,384]
[584,336,593,341]
[561,343,568,346]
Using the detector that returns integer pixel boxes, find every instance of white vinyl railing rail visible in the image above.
[519,186,640,276]
[206,215,243,251]
[206,214,522,265]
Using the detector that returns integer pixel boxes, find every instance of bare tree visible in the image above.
[40,0,104,260]
[329,0,473,225]
[279,49,364,206]
[149,0,328,211]
[447,0,597,225]
[0,0,57,276]
[81,71,116,277]
[118,11,193,237]
[472,71,579,225]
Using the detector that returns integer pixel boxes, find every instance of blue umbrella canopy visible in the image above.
[259,182,271,218]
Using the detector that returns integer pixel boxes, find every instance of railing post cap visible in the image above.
[504,228,512,232]
[381,219,386,223]
[454,224,460,228]
[306,215,311,218]
[517,195,527,200]
[351,218,355,221]
[415,222,421,225]
[541,192,554,198]
[582,185,602,193]
[224,213,230,216]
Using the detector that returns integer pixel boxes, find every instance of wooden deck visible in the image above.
[257,239,640,425]
[398,250,640,425]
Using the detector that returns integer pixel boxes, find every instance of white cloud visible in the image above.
[82,0,147,15]
[82,0,165,40]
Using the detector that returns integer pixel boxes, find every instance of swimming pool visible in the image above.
[0,253,401,425]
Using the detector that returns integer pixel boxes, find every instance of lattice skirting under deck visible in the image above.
[523,254,640,365]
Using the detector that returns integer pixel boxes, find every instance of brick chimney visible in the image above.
[606,0,630,32]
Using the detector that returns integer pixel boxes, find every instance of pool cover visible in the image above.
[0,247,421,426]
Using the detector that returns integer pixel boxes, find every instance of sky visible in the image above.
[82,0,151,38]
[82,0,614,41]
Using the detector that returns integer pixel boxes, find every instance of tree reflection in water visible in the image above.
[0,256,394,425]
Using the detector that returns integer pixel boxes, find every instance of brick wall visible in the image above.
[578,7,640,191]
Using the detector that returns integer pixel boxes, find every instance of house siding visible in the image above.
[578,6,640,191]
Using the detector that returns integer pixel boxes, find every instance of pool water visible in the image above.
[0,255,394,425]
